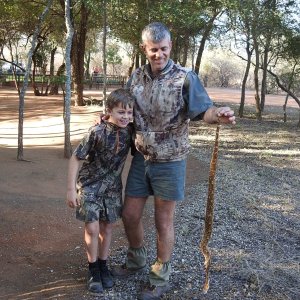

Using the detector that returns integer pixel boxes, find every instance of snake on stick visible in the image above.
[200,123,220,293]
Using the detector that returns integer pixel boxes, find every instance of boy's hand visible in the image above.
[66,189,79,208]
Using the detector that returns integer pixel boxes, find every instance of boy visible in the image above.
[66,88,134,294]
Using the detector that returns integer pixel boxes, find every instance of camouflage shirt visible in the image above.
[74,122,133,199]
[129,59,213,162]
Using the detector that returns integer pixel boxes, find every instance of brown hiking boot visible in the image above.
[111,263,146,278]
[138,284,171,300]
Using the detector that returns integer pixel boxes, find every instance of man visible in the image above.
[112,22,236,299]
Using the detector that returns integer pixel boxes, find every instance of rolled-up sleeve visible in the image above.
[183,71,213,120]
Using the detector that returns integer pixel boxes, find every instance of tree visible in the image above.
[17,0,53,161]
[106,44,122,75]
[64,0,74,158]
[102,0,107,108]
[69,0,90,106]
[226,0,299,120]
[267,33,300,126]
[226,0,254,117]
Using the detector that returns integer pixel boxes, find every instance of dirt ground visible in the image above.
[0,86,299,299]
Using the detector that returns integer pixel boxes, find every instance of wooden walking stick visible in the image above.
[200,123,220,293]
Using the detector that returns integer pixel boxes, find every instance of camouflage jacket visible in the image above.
[129,60,191,162]
[74,122,133,194]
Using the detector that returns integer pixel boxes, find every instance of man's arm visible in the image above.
[66,154,81,208]
[183,72,235,125]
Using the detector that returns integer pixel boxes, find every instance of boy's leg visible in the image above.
[98,221,113,260]
[85,221,100,262]
[85,222,103,294]
[98,221,114,289]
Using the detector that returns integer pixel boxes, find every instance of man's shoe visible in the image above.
[100,264,114,289]
[87,269,103,294]
[138,284,171,300]
[111,263,147,278]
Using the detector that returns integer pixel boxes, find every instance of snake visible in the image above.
[200,123,220,293]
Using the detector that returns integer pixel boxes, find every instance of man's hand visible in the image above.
[94,113,109,125]
[216,107,236,125]
[204,106,236,125]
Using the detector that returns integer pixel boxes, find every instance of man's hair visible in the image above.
[106,88,134,110]
[141,22,171,43]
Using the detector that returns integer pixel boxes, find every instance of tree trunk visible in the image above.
[64,0,74,158]
[253,36,262,120]
[102,0,107,111]
[85,50,91,79]
[181,33,189,67]
[282,62,297,123]
[50,47,57,76]
[46,46,57,95]
[260,40,271,112]
[267,68,300,127]
[17,0,53,160]
[141,53,146,66]
[49,63,65,95]
[127,48,136,78]
[239,39,253,118]
[172,35,180,64]
[8,40,21,95]
[135,52,140,69]
[71,1,89,106]
[194,11,219,75]
[32,55,40,96]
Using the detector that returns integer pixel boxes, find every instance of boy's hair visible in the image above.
[106,88,134,111]
[141,22,171,44]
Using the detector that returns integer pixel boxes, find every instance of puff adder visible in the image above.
[200,123,220,293]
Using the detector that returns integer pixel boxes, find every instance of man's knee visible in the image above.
[122,208,140,225]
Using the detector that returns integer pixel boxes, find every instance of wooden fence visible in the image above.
[0,73,126,89]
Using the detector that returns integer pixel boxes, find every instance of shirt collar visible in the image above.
[145,59,174,78]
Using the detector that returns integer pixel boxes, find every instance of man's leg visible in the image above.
[111,196,148,277]
[112,151,149,276]
[150,197,176,286]
[154,197,176,263]
[139,159,185,299]
[122,195,147,249]
[138,198,175,299]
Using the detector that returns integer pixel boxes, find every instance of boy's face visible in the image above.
[108,103,133,128]
[141,37,172,76]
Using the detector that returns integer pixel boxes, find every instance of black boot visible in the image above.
[87,261,103,294]
[99,259,114,289]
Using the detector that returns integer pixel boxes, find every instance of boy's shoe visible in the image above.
[138,283,171,300]
[100,264,114,289]
[111,263,147,278]
[87,269,103,294]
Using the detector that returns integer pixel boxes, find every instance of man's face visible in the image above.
[141,38,172,76]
